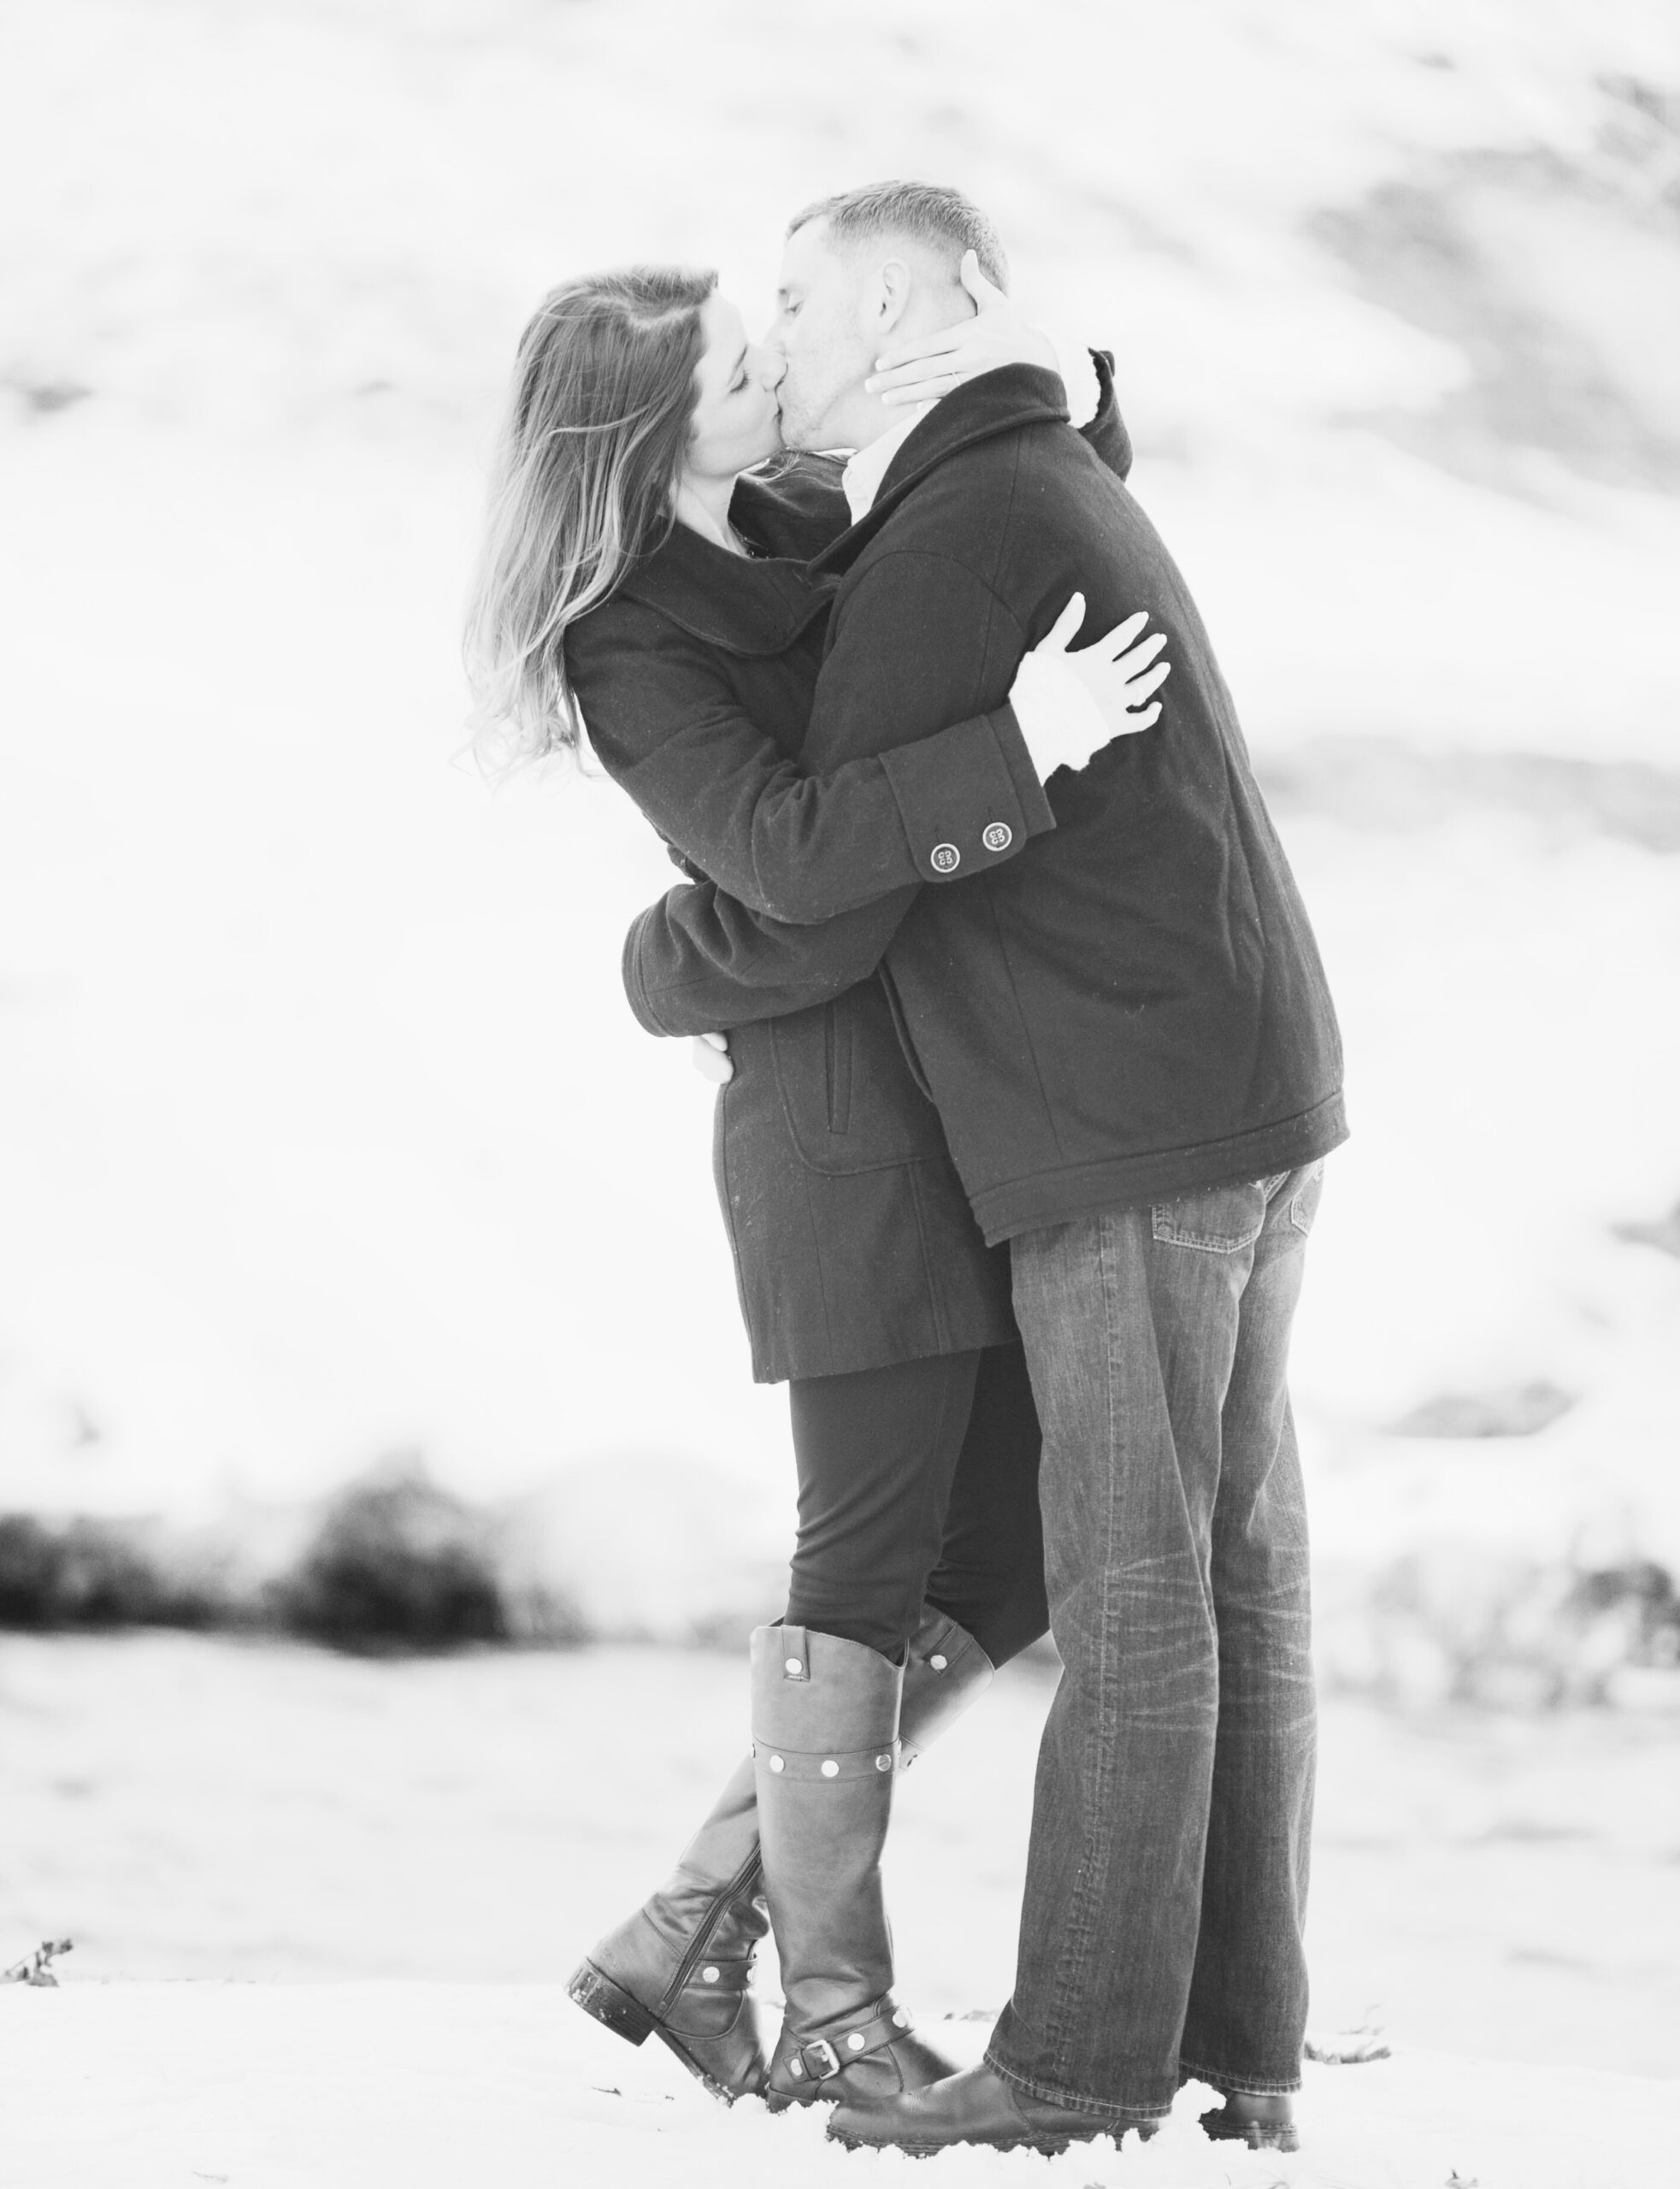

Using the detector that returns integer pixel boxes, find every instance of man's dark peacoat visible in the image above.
[626,363,1347,1243]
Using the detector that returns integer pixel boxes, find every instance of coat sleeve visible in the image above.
[624,554,1031,1035]
[569,599,1052,928]
[623,879,917,1036]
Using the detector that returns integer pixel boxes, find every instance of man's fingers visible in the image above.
[690,1031,733,1084]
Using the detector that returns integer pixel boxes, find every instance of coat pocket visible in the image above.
[823,1000,852,1136]
[770,980,950,1177]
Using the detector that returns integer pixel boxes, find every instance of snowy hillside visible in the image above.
[1,0,1677,1646]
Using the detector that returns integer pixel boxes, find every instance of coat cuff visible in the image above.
[622,908,673,1035]
[877,707,1056,884]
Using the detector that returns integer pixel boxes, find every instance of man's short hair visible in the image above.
[787,180,1009,292]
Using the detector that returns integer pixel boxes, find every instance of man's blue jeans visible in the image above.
[987,1165,1322,2121]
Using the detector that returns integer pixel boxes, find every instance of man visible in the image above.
[624,181,1345,2155]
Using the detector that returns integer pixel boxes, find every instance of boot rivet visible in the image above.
[893,2008,911,2028]
[769,1755,785,1773]
[875,1754,893,1771]
[929,1654,947,1671]
[784,1657,804,1676]
[789,2058,805,2077]
[847,2031,867,2050]
[701,1966,720,1983]
[820,1759,839,1777]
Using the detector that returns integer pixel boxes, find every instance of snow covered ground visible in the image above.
[4,1638,1677,2077]
[6,1980,1671,2189]
[3,1635,1678,2185]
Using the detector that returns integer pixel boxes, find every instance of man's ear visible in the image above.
[872,258,913,337]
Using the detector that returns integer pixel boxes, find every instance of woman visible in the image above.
[463,263,1165,2111]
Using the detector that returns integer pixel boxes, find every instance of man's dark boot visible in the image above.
[752,1624,959,2109]
[569,1608,993,2103]
[828,2062,1163,2154]
[1200,2090,1300,2151]
[568,1752,770,2102]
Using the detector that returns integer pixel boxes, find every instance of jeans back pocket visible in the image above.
[1151,1178,1269,1254]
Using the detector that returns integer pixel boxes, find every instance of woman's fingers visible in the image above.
[1110,628,1169,675]
[878,370,965,405]
[1119,659,1172,707]
[1127,700,1163,733]
[1040,593,1087,654]
[958,247,1007,310]
[868,327,970,381]
[1099,610,1152,655]
[865,348,968,396]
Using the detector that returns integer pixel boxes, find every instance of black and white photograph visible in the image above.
[3,2,1677,2182]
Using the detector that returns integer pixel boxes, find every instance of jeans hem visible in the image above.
[985,2046,1172,2123]
[1178,2055,1302,2098]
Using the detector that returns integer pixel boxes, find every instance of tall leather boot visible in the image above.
[899,1608,994,1764]
[569,1608,995,2103]
[753,1624,961,2109]
[567,1752,770,2103]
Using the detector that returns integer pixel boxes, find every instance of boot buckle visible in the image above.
[799,2037,842,2082]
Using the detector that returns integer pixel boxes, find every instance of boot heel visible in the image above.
[569,1961,655,2047]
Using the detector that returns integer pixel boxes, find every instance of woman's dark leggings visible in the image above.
[784,1342,1048,1667]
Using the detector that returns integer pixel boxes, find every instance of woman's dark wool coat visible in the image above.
[567,377,1134,1382]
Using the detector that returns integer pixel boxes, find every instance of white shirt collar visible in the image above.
[840,400,936,524]
[836,342,1103,526]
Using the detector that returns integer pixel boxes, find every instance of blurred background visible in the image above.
[2,0,1677,2086]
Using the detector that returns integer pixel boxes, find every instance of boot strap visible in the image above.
[752,1739,899,1783]
[787,2001,916,2086]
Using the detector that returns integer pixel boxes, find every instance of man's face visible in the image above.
[768,220,876,450]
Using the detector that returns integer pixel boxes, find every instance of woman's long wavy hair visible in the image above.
[464,265,717,774]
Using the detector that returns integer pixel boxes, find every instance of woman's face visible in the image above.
[684,292,786,483]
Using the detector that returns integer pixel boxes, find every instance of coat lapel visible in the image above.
[615,462,845,657]
[808,363,1075,578]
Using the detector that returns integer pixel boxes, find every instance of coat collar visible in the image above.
[808,362,1076,578]
[610,461,843,658]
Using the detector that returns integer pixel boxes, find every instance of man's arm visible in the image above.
[624,874,917,1036]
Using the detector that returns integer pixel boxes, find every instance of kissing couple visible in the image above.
[465,178,1345,2158]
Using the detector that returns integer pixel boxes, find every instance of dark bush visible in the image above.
[274,1464,510,1649]
[0,1516,63,1626]
[0,1514,223,1630]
